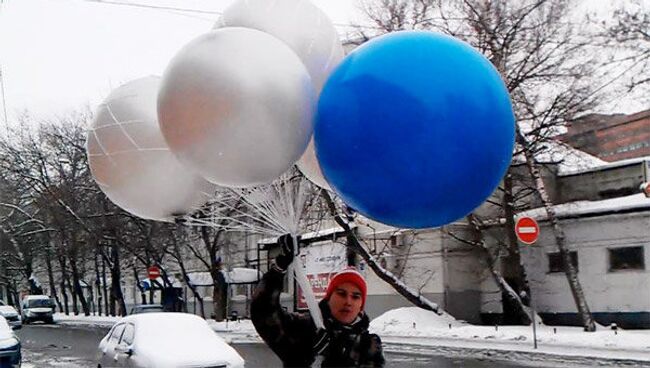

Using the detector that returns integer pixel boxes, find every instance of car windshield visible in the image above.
[133,305,163,314]
[28,299,53,308]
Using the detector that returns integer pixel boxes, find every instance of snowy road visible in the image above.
[15,323,576,367]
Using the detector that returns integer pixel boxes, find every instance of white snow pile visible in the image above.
[209,318,256,334]
[54,313,120,327]
[369,307,465,336]
[369,307,650,361]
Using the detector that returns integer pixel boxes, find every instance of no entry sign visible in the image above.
[515,217,539,244]
[147,265,161,280]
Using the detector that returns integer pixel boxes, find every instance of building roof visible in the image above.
[516,193,650,221]
[558,156,650,177]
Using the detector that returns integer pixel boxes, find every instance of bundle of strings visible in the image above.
[181,171,326,328]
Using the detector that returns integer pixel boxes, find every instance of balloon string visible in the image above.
[292,233,324,330]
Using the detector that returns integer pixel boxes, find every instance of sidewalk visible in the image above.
[53,311,650,367]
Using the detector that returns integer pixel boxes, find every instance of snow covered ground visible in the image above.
[52,308,650,366]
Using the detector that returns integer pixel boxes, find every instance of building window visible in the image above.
[548,251,578,273]
[608,246,645,272]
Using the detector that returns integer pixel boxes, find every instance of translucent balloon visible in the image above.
[316,31,516,229]
[158,27,315,187]
[87,76,215,222]
[215,0,343,93]
[215,0,344,190]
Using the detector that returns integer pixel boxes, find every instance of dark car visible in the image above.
[0,316,21,368]
[129,304,164,315]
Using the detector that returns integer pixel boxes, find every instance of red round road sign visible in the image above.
[147,266,161,280]
[515,217,539,244]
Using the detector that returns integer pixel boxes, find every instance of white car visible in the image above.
[97,313,245,368]
[21,295,54,324]
[0,302,21,330]
[0,315,21,367]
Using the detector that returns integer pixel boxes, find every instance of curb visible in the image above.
[381,338,650,368]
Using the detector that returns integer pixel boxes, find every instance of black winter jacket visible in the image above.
[251,267,385,368]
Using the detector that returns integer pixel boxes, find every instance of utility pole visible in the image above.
[0,64,8,133]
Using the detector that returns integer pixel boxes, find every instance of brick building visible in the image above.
[559,109,650,162]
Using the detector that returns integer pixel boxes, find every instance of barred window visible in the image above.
[608,246,645,271]
[548,251,578,273]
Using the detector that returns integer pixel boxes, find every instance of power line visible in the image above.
[0,64,8,133]
[82,0,377,30]
[84,0,222,15]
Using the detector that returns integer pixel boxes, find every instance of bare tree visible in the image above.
[321,190,440,312]
[353,0,610,329]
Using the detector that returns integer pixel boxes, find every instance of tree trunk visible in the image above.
[501,173,533,324]
[69,257,90,316]
[101,253,108,315]
[322,189,440,313]
[174,242,205,318]
[94,251,102,316]
[211,269,227,321]
[57,255,70,315]
[45,247,62,313]
[69,272,79,315]
[109,245,127,316]
[133,266,146,305]
[520,131,596,332]
[466,215,532,325]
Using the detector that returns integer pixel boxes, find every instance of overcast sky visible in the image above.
[0,0,363,125]
[0,0,645,127]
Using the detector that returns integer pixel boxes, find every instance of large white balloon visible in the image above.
[215,0,344,93]
[215,0,345,190]
[87,76,215,222]
[158,27,315,188]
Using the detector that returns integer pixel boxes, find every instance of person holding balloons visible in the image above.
[251,235,385,368]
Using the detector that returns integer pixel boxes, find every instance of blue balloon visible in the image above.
[315,31,515,229]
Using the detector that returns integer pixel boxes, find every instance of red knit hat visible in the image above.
[324,267,368,310]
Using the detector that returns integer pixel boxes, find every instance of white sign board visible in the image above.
[296,242,347,310]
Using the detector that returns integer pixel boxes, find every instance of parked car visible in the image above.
[0,316,21,367]
[97,313,245,368]
[0,302,21,330]
[129,304,164,315]
[21,295,55,324]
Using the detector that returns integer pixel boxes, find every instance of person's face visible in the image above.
[327,282,363,325]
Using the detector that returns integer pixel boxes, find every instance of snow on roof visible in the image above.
[513,140,607,175]
[188,268,262,286]
[517,193,650,220]
[559,155,650,177]
[0,326,13,342]
[258,226,354,245]
[223,268,262,284]
[140,275,183,288]
[0,316,13,336]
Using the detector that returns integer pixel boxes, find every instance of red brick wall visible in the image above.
[559,109,650,162]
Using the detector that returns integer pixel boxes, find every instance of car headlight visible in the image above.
[0,337,19,350]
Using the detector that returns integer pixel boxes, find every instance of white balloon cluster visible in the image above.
[87,0,343,222]
[86,76,215,222]
[215,0,346,190]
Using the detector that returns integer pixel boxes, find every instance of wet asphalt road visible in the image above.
[16,323,530,367]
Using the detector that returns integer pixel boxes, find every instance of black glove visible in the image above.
[312,328,331,355]
[274,233,296,271]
